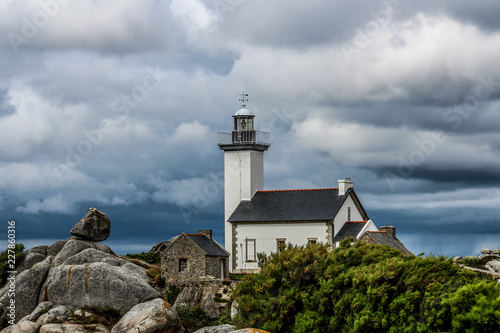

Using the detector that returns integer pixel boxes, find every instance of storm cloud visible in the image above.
[0,0,499,256]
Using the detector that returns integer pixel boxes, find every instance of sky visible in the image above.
[0,0,499,256]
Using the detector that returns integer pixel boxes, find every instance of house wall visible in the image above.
[233,222,328,272]
[224,150,264,271]
[333,195,365,238]
[161,235,206,283]
[206,256,229,279]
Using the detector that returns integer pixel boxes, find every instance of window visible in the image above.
[179,258,188,272]
[308,238,317,245]
[246,239,256,262]
[347,207,351,221]
[277,238,286,253]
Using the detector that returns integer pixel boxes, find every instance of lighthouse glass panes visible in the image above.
[237,117,253,130]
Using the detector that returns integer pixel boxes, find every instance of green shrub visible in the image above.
[214,293,228,303]
[442,281,500,332]
[210,311,233,326]
[176,306,212,331]
[145,264,164,288]
[457,255,483,268]
[177,306,233,331]
[0,243,25,286]
[126,251,161,264]
[234,240,499,333]
[165,284,184,305]
[229,273,246,281]
[146,267,161,279]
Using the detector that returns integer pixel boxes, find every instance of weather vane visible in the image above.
[238,92,248,106]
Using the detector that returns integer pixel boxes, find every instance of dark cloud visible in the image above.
[0,0,499,258]
[0,90,15,117]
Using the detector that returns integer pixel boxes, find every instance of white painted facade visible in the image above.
[223,149,264,268]
[333,195,366,237]
[234,222,329,272]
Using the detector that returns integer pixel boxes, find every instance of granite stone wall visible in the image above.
[205,257,229,279]
[161,235,229,282]
[161,235,206,283]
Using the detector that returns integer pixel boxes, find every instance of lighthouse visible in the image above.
[217,94,271,271]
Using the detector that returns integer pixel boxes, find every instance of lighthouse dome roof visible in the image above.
[233,104,254,117]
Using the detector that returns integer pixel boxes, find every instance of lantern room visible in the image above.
[233,103,255,131]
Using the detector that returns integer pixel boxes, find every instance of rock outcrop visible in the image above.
[16,253,46,274]
[0,208,184,333]
[486,260,500,273]
[20,301,52,323]
[70,208,111,242]
[0,321,41,333]
[230,328,269,333]
[174,282,236,318]
[193,325,237,333]
[40,262,160,316]
[111,298,184,333]
[39,324,88,333]
[0,256,53,325]
[51,239,114,267]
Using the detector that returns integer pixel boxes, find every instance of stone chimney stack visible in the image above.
[338,178,354,196]
[198,230,213,240]
[379,226,396,239]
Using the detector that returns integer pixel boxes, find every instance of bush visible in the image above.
[126,251,161,264]
[457,255,483,268]
[176,306,233,331]
[0,243,25,286]
[229,273,246,281]
[165,284,184,305]
[147,267,165,288]
[442,281,500,332]
[146,266,161,279]
[234,240,499,332]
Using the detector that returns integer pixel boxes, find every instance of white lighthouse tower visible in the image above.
[217,94,271,271]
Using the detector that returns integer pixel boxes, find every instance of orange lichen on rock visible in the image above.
[42,284,50,301]
[84,265,89,293]
[68,265,75,289]
[161,299,171,320]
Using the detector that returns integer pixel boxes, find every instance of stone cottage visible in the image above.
[357,226,413,256]
[161,230,229,283]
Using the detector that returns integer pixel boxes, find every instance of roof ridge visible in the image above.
[347,221,368,223]
[186,233,204,236]
[258,187,339,193]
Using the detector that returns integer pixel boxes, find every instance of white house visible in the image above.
[217,98,401,272]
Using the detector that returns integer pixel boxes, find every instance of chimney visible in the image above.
[338,178,354,195]
[379,226,396,239]
[198,230,212,240]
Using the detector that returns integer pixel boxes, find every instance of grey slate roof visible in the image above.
[362,232,413,256]
[187,234,229,257]
[334,222,367,241]
[228,188,351,222]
